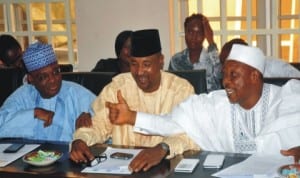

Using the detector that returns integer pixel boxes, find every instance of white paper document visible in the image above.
[213,154,294,178]
[81,147,142,174]
[0,143,40,167]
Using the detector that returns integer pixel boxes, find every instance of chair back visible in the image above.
[59,64,73,72]
[0,68,24,106]
[167,70,207,94]
[290,63,300,71]
[61,72,117,95]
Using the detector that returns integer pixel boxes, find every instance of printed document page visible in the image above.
[0,143,40,167]
[213,153,294,178]
[82,147,142,174]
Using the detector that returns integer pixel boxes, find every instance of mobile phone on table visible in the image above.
[110,152,133,160]
[3,143,25,153]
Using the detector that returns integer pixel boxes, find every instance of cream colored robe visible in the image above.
[74,71,200,157]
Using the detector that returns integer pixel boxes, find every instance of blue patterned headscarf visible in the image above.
[23,42,57,72]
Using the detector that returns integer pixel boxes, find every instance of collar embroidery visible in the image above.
[231,84,270,153]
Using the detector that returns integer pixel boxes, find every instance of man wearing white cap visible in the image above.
[106,44,300,172]
[0,42,96,142]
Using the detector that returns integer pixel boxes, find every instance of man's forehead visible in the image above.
[227,44,265,74]
[131,53,160,61]
[192,26,200,31]
[30,62,58,74]
[186,20,203,33]
[223,60,254,72]
[187,19,202,27]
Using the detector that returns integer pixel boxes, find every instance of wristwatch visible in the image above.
[159,142,170,157]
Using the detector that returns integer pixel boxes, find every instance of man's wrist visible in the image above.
[34,108,37,118]
[159,142,170,157]
[129,111,137,125]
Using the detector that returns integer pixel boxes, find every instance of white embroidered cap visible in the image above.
[227,44,265,74]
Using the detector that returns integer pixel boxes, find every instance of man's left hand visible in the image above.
[129,144,168,172]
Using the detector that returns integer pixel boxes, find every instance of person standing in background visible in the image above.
[168,13,222,92]
[0,34,25,69]
[91,30,132,73]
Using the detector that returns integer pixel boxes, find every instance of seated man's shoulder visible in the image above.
[108,72,136,87]
[265,57,300,77]
[92,58,119,72]
[169,49,191,70]
[62,80,82,87]
[282,79,300,92]
[11,83,36,96]
[162,71,193,88]
[171,49,187,60]
[163,71,186,81]
[98,58,118,65]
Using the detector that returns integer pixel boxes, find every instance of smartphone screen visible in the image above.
[3,143,25,153]
[110,152,133,160]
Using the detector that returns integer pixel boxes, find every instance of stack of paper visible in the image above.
[213,154,294,178]
[81,147,141,174]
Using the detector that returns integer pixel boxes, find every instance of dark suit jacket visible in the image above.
[91,58,121,73]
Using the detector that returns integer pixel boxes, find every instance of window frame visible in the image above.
[171,0,300,63]
[0,0,77,67]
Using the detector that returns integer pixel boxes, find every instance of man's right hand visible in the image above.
[202,16,214,45]
[34,108,54,127]
[105,90,137,125]
[281,146,300,163]
[75,112,92,129]
[69,139,95,164]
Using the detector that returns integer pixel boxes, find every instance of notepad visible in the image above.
[174,158,199,173]
[203,154,225,168]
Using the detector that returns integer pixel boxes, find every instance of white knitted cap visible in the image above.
[227,44,265,74]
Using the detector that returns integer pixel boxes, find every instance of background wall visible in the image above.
[75,0,171,71]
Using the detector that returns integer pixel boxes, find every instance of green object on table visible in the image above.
[28,150,58,162]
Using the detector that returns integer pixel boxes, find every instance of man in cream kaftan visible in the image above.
[70,29,200,165]
[73,71,198,155]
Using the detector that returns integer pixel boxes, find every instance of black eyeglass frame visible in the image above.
[87,153,107,167]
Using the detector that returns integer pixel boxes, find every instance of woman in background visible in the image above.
[91,30,132,73]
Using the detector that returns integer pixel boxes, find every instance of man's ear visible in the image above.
[250,70,261,82]
[27,74,34,84]
[159,54,164,69]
